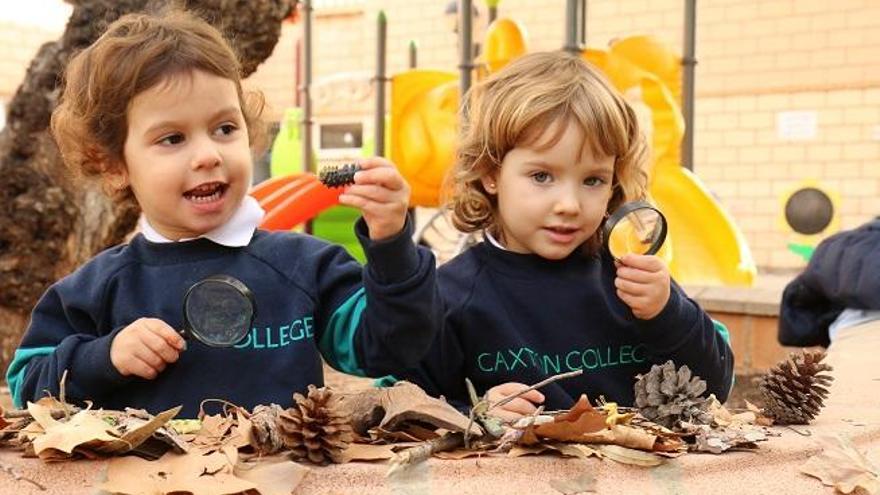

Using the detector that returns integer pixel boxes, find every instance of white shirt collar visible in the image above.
[138,195,265,247]
[484,230,508,251]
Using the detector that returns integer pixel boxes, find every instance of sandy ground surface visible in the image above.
[2,323,878,494]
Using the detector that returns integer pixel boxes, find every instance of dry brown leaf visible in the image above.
[549,472,597,494]
[801,434,880,494]
[337,443,397,462]
[508,444,556,457]
[96,406,182,455]
[234,455,310,495]
[532,396,607,442]
[378,382,482,436]
[31,409,121,458]
[100,448,256,495]
[549,442,600,459]
[598,444,663,467]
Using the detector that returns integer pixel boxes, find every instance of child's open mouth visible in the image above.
[184,182,228,204]
[545,226,579,243]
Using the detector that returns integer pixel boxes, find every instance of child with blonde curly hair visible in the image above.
[399,51,733,420]
[6,9,440,417]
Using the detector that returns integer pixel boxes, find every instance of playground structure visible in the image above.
[255,2,757,286]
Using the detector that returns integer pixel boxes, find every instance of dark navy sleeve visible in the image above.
[637,281,735,402]
[5,260,130,408]
[312,215,441,377]
[778,219,880,347]
[800,220,880,309]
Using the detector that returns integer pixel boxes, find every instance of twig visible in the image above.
[59,369,71,420]
[386,432,463,477]
[0,460,46,491]
[786,425,812,436]
[3,406,82,420]
[487,370,583,412]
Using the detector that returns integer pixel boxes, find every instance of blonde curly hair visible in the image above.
[50,10,266,204]
[448,51,649,254]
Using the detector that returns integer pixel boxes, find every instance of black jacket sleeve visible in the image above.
[778,219,880,347]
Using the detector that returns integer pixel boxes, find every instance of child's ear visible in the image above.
[480,173,498,195]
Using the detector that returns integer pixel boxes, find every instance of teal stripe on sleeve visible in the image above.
[712,319,732,345]
[6,346,55,408]
[319,288,368,376]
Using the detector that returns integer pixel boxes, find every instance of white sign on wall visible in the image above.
[776,110,818,141]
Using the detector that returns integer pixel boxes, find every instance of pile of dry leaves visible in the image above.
[0,352,875,495]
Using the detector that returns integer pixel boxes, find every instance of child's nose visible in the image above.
[190,138,221,169]
[553,188,581,215]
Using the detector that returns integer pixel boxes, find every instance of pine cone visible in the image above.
[279,385,354,464]
[319,163,360,188]
[250,403,285,454]
[759,349,833,425]
[634,360,712,429]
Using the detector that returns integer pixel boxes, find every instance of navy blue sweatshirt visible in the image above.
[396,241,733,409]
[7,219,439,417]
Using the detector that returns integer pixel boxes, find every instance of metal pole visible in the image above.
[459,0,474,119]
[579,0,587,45]
[408,39,417,69]
[375,11,387,157]
[301,0,313,173]
[563,0,579,54]
[682,0,696,171]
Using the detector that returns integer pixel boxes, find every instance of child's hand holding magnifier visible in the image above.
[604,201,671,320]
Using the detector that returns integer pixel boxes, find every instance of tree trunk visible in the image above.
[0,0,296,375]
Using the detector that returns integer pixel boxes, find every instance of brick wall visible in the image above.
[3,1,878,272]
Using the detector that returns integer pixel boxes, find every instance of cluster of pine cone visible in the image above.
[251,385,353,465]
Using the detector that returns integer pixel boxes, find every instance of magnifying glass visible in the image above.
[603,200,668,260]
[182,275,256,347]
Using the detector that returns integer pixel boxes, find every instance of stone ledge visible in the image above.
[685,285,782,317]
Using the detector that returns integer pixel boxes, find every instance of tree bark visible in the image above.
[0,0,296,375]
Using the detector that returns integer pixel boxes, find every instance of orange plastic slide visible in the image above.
[249,173,342,231]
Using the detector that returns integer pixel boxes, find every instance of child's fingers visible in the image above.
[355,156,396,170]
[140,330,181,364]
[614,277,650,297]
[353,166,405,191]
[128,355,161,380]
[500,397,542,416]
[488,408,525,422]
[344,184,396,204]
[615,266,657,284]
[618,254,665,272]
[143,318,186,351]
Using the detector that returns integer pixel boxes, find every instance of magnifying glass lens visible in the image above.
[604,201,667,260]
[183,276,255,347]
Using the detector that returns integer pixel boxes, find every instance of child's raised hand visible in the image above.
[110,318,186,380]
[338,157,411,241]
[614,254,671,320]
[485,382,546,422]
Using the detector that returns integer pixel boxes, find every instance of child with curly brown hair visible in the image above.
[6,9,440,417]
[397,51,733,420]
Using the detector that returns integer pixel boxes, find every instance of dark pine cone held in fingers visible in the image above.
[319,163,361,188]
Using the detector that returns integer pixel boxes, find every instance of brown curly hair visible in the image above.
[449,51,649,254]
[50,9,266,204]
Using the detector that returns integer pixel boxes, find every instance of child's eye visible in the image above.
[158,133,184,146]
[214,123,238,136]
[584,177,606,187]
[531,171,552,184]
